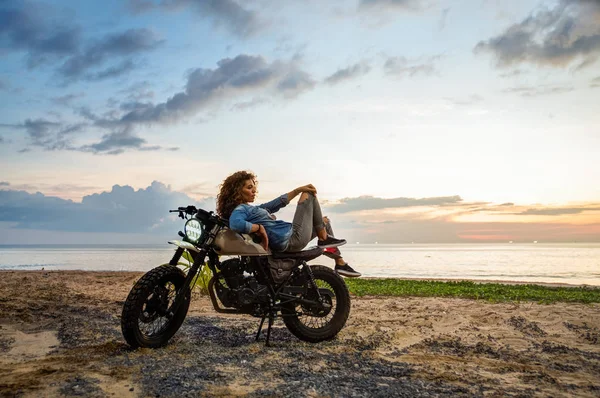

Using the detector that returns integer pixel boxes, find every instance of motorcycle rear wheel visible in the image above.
[283,265,351,343]
[121,265,191,348]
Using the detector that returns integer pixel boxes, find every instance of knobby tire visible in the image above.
[121,265,191,348]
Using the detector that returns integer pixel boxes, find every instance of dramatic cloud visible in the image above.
[2,119,174,155]
[326,195,463,213]
[92,54,314,127]
[3,118,85,151]
[0,2,81,67]
[80,129,153,155]
[0,181,215,233]
[503,85,574,97]
[0,2,162,82]
[128,0,261,38]
[384,56,440,77]
[58,29,162,80]
[324,62,371,85]
[475,0,600,70]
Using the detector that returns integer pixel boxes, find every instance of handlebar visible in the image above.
[169,205,198,215]
[169,205,228,226]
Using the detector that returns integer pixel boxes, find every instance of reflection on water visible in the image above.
[1,243,599,286]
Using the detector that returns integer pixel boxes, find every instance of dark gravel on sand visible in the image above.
[1,271,599,397]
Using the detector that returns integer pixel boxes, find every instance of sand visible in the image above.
[1,270,599,397]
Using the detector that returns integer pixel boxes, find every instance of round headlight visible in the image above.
[184,219,203,243]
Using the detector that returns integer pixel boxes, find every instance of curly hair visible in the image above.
[216,170,257,219]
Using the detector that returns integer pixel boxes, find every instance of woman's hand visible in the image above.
[295,184,317,196]
[257,224,269,251]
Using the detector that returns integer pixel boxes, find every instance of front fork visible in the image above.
[166,247,210,319]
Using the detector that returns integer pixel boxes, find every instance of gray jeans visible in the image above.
[285,193,325,252]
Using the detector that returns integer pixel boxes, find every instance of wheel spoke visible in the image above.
[295,277,338,330]
[137,280,180,338]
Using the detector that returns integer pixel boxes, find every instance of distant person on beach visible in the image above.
[216,170,361,277]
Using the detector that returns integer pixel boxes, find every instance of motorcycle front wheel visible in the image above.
[121,265,191,348]
[283,265,351,343]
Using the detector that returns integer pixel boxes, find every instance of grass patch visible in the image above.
[344,279,600,304]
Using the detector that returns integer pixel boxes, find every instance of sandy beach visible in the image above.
[1,270,599,397]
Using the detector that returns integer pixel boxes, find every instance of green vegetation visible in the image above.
[344,279,600,304]
[179,251,213,294]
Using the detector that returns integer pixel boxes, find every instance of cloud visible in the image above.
[231,97,269,111]
[384,55,440,77]
[324,62,371,85]
[8,54,312,155]
[358,0,422,12]
[84,59,138,81]
[475,0,600,70]
[3,118,85,151]
[58,29,162,81]
[277,70,317,98]
[0,181,215,233]
[2,119,174,155]
[1,2,162,82]
[516,206,600,216]
[499,69,527,78]
[438,7,449,31]
[128,0,261,38]
[326,195,463,213]
[503,85,574,97]
[444,94,484,106]
[51,93,86,106]
[0,136,4,144]
[592,76,600,88]
[0,182,9,187]
[118,81,155,101]
[0,2,81,67]
[0,79,7,91]
[78,128,179,155]
[93,54,314,126]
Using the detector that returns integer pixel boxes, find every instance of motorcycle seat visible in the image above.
[271,246,323,262]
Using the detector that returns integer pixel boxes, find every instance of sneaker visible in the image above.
[335,264,361,278]
[317,235,347,248]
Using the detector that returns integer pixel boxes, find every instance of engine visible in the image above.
[215,257,269,312]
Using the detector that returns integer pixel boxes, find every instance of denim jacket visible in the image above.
[228,194,292,252]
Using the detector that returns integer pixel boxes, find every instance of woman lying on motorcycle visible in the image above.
[216,170,361,277]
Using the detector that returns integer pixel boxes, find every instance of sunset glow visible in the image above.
[1,0,599,243]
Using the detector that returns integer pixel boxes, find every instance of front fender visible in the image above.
[167,240,200,253]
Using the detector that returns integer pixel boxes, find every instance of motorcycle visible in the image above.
[121,205,351,348]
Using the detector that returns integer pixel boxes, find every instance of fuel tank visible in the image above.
[213,229,270,256]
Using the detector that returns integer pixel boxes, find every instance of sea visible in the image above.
[1,243,599,286]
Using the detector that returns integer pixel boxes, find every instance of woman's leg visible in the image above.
[323,219,345,265]
[286,193,326,252]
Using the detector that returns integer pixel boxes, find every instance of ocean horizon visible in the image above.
[1,243,599,286]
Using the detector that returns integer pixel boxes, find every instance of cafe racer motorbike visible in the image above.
[121,206,351,347]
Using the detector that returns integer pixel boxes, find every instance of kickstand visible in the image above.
[255,315,266,342]
[255,312,275,346]
[265,314,274,347]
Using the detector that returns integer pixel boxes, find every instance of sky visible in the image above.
[0,0,599,244]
